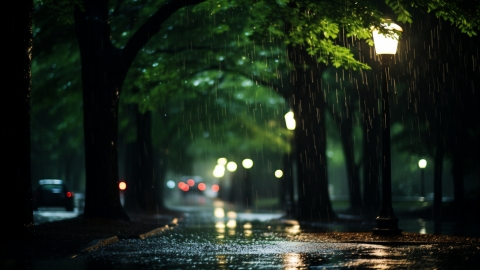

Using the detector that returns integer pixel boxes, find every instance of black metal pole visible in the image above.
[244,168,252,209]
[373,54,402,235]
[421,169,425,198]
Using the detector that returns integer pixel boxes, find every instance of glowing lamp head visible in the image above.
[372,20,402,55]
[284,111,296,130]
[118,181,127,191]
[418,159,427,169]
[242,159,253,169]
[226,161,238,172]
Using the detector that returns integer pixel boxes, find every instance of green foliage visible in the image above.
[386,0,413,24]
[31,4,84,167]
[115,1,290,170]
[32,0,480,178]
[411,0,480,36]
[35,0,84,24]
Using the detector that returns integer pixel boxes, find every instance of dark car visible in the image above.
[33,179,75,211]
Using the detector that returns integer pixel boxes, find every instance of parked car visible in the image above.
[33,179,75,211]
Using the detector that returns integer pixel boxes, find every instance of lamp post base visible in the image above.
[373,216,402,235]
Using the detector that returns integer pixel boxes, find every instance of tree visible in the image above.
[73,0,206,220]
[4,0,35,238]
[117,2,288,212]
[39,0,479,222]
[391,12,480,222]
[246,0,479,222]
[30,6,85,191]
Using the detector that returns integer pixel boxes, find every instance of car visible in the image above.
[33,179,75,212]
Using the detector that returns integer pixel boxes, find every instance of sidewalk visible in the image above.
[0,212,180,268]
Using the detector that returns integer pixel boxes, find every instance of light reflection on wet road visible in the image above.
[77,226,478,269]
[31,199,479,269]
[71,205,479,269]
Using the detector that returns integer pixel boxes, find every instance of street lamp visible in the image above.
[372,20,403,236]
[418,159,427,199]
[284,111,296,131]
[226,161,238,172]
[283,111,296,216]
[242,159,253,208]
[213,158,227,200]
[225,161,238,203]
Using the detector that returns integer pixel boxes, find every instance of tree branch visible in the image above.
[121,0,206,76]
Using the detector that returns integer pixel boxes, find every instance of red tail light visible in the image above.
[66,191,73,198]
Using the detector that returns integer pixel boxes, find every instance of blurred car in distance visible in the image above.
[33,179,75,211]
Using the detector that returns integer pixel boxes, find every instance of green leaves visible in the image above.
[36,0,84,24]
[386,0,413,23]
[411,0,480,37]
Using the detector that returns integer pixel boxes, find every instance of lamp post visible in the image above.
[242,159,253,208]
[283,111,296,216]
[372,20,403,235]
[226,161,237,202]
[418,159,427,198]
[213,158,226,200]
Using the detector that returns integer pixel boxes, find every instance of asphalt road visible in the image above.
[30,200,480,269]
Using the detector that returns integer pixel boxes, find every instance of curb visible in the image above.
[70,224,174,258]
[138,225,169,240]
[80,236,120,253]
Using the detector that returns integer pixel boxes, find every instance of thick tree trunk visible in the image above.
[360,74,382,220]
[288,45,335,222]
[135,108,159,212]
[3,0,35,238]
[73,0,205,220]
[74,2,129,220]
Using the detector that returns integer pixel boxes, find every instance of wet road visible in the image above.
[30,197,479,269]
[45,202,474,269]
[75,224,479,269]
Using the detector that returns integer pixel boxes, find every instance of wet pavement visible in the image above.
[28,200,477,269]
[77,232,479,269]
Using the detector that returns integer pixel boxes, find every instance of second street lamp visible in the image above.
[242,159,253,208]
[418,159,427,199]
[372,20,403,236]
[283,111,296,217]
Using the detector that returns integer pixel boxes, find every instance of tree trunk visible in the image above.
[281,149,295,217]
[288,45,335,222]
[451,112,465,219]
[124,139,139,211]
[135,107,159,212]
[360,73,382,220]
[339,121,362,215]
[153,148,168,210]
[73,0,205,220]
[3,0,35,238]
[433,142,444,219]
[74,2,129,220]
